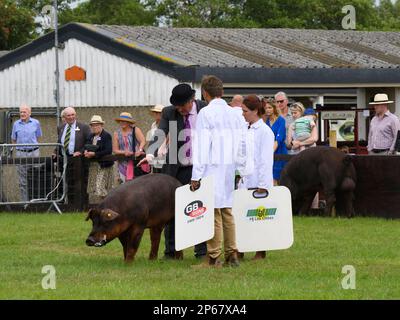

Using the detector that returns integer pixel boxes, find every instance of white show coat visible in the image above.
[192,98,247,208]
[239,118,274,190]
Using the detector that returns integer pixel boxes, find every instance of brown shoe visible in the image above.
[252,251,266,260]
[191,255,222,269]
[224,251,240,267]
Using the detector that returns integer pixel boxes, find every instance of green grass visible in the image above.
[0,213,399,300]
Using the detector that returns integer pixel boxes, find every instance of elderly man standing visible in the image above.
[275,91,293,129]
[56,107,91,206]
[191,75,246,267]
[368,94,400,155]
[11,104,42,201]
[57,107,91,157]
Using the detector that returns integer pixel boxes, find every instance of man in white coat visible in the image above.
[191,75,246,267]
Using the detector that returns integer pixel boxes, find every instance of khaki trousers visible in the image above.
[207,208,237,259]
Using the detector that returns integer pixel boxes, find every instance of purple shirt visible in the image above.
[368,111,400,151]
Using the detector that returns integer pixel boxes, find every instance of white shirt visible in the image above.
[61,121,77,155]
[239,119,274,190]
[192,98,247,208]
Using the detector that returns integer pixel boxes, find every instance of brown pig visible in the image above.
[85,174,182,262]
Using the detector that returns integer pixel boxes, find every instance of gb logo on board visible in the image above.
[184,200,207,223]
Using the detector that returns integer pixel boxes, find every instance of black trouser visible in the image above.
[164,165,207,258]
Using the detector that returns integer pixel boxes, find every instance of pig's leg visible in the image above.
[149,226,163,260]
[119,231,129,259]
[125,225,145,263]
[319,165,336,217]
[342,191,355,218]
[299,193,315,216]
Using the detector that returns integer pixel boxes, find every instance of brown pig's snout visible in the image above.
[86,236,96,246]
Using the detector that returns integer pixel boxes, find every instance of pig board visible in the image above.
[232,186,294,252]
[175,176,215,251]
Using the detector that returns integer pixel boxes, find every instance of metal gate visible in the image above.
[0,143,67,213]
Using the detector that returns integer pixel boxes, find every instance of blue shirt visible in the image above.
[61,121,77,155]
[11,118,42,149]
[266,116,287,180]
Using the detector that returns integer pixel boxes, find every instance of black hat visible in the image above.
[170,84,196,106]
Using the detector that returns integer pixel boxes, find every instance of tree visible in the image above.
[242,0,381,30]
[0,0,35,50]
[59,0,156,26]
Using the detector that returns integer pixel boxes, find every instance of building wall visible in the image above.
[0,38,179,108]
[2,106,156,147]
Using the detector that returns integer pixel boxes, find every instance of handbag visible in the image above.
[84,144,99,152]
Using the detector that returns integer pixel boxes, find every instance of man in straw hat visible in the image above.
[367,94,400,155]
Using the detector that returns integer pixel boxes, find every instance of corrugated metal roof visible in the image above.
[92,25,400,69]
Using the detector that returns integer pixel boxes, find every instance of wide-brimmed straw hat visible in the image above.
[150,104,165,113]
[114,112,135,124]
[89,115,105,125]
[369,94,394,105]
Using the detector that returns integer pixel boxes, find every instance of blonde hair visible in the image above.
[290,102,305,115]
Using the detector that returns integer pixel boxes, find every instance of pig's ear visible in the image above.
[85,208,96,221]
[101,209,120,221]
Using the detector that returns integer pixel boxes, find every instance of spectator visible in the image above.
[11,104,42,202]
[57,107,91,158]
[292,107,317,152]
[367,94,400,155]
[264,98,287,185]
[191,75,247,267]
[55,107,91,205]
[85,115,113,200]
[147,104,167,173]
[275,91,293,130]
[112,112,147,183]
[287,102,318,154]
[239,94,274,260]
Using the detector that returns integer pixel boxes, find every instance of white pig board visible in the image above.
[232,186,294,252]
[175,176,215,251]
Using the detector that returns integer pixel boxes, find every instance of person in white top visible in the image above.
[238,94,275,260]
[230,94,247,127]
[191,75,247,267]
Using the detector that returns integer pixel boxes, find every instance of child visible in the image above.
[292,107,317,151]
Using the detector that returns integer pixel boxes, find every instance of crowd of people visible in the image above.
[9,77,400,267]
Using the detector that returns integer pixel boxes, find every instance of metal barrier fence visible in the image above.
[0,143,67,213]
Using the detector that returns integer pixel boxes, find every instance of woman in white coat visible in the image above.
[239,94,275,260]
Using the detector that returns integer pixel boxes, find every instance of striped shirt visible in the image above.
[368,111,400,152]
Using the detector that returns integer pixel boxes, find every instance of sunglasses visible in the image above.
[276,100,285,104]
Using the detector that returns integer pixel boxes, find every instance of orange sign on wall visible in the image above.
[65,65,86,81]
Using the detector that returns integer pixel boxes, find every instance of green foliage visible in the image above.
[59,0,156,26]
[0,0,35,50]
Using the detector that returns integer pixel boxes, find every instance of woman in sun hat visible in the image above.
[112,112,148,183]
[147,104,168,173]
[84,115,114,200]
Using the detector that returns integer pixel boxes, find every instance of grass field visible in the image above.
[0,213,399,300]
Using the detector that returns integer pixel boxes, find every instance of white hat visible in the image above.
[89,115,105,125]
[150,104,165,113]
[369,94,394,105]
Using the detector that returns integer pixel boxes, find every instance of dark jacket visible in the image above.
[57,121,91,155]
[86,129,113,168]
[157,99,207,177]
